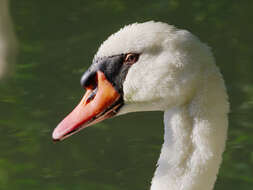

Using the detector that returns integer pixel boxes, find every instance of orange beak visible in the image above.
[52,71,122,141]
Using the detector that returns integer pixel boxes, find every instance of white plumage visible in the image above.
[95,21,229,190]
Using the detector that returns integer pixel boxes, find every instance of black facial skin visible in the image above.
[80,54,136,94]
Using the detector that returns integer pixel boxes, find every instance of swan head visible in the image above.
[52,21,214,140]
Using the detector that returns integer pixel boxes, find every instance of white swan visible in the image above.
[52,21,229,190]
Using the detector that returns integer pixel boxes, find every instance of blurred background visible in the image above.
[0,0,253,189]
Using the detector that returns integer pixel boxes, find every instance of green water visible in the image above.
[0,0,253,189]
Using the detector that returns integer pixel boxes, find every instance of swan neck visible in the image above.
[150,69,229,190]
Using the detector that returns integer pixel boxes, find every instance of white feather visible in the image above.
[95,21,229,190]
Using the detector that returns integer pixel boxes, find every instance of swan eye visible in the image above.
[124,53,139,65]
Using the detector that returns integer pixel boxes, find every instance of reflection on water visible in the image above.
[0,0,253,189]
[0,0,17,79]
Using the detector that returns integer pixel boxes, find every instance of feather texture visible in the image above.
[95,21,229,190]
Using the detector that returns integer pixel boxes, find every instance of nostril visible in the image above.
[86,88,97,104]
[80,71,97,89]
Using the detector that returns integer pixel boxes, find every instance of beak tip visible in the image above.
[52,128,61,141]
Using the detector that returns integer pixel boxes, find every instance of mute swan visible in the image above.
[52,21,229,190]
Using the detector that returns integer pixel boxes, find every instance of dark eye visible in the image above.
[124,53,139,65]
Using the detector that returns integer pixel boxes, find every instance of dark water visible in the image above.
[0,0,253,189]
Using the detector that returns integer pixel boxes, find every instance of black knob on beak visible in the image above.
[80,70,97,89]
